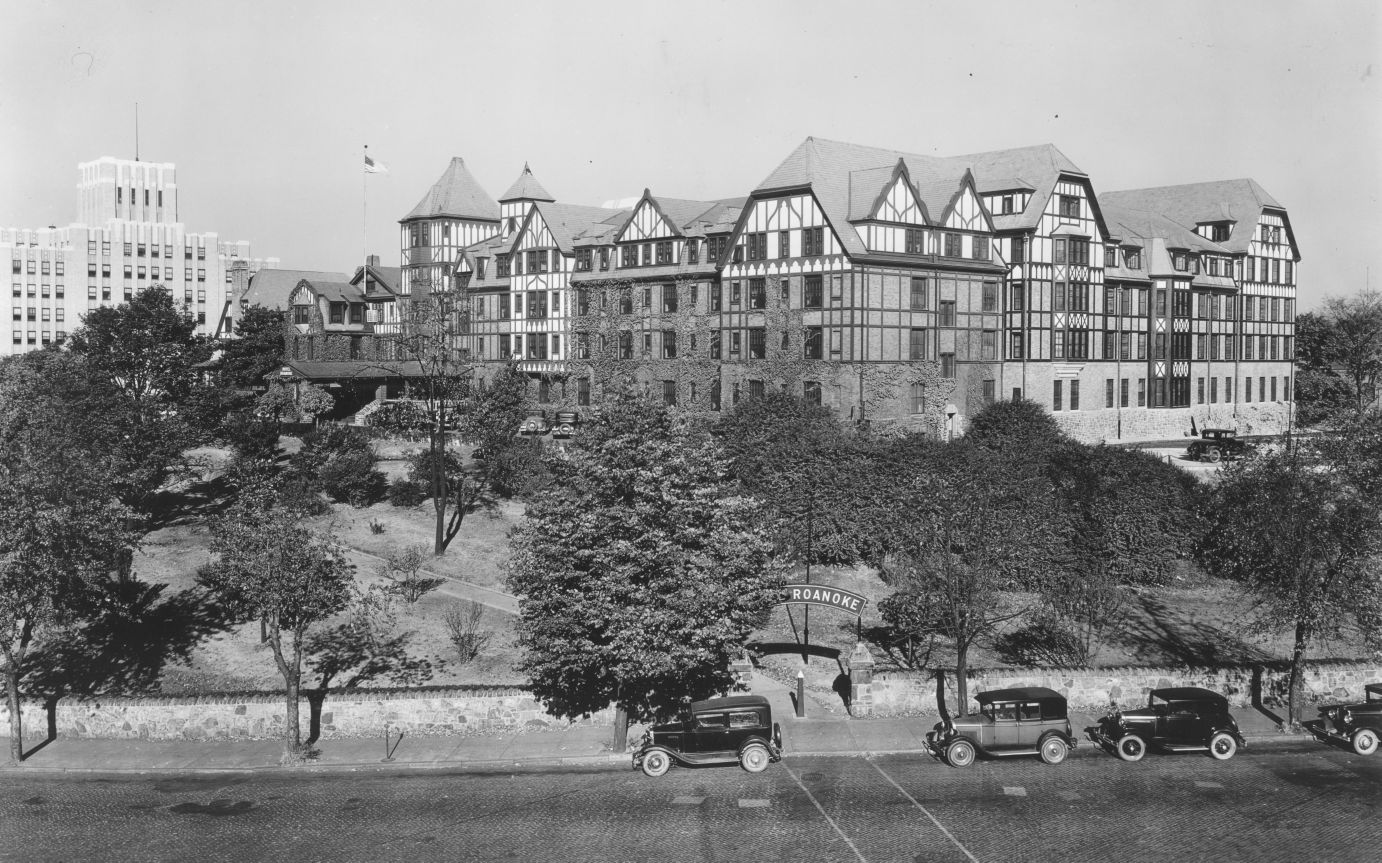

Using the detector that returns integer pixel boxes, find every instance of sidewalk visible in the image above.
[6,704,1314,776]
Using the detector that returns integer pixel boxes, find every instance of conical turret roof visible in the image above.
[402,157,500,222]
[499,163,555,203]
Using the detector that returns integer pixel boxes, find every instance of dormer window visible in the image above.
[476,257,487,280]
[1173,253,1188,272]
[621,245,636,268]
[293,305,309,325]
[599,247,610,270]
[1001,195,1014,215]
[1124,249,1141,269]
[496,254,511,278]
[685,238,700,264]
[1105,247,1118,268]
[575,248,591,272]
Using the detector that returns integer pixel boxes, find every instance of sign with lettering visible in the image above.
[780,584,867,615]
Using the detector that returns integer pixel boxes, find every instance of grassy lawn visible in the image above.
[127,435,1376,703]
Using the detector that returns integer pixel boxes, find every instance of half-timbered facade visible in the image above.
[398,157,501,311]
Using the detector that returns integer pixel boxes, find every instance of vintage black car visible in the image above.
[1087,687,1245,761]
[924,687,1077,768]
[1308,682,1382,755]
[517,410,550,436]
[632,694,783,778]
[1186,428,1253,463]
[551,411,580,439]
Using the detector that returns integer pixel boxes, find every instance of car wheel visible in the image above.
[1352,728,1379,756]
[1208,731,1238,761]
[641,750,671,778]
[1205,448,1222,463]
[740,743,770,773]
[1039,736,1069,765]
[1117,735,1146,762]
[946,739,976,768]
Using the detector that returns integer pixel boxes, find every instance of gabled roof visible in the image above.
[1100,179,1287,254]
[613,191,741,243]
[351,264,402,300]
[1101,203,1231,259]
[514,201,628,253]
[499,163,555,203]
[240,268,350,309]
[754,137,1085,257]
[402,157,500,222]
[294,278,365,304]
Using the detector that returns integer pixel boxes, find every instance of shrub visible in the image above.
[275,468,331,516]
[377,545,444,603]
[443,601,491,663]
[406,447,465,489]
[319,449,386,506]
[387,478,425,507]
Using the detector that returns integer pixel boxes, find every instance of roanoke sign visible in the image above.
[781,584,867,615]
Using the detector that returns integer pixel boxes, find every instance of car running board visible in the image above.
[987,748,1042,757]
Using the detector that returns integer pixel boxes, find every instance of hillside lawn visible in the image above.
[132,437,1375,705]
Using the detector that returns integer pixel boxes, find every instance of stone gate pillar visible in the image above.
[849,642,875,716]
[730,651,754,691]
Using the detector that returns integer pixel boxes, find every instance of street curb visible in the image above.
[7,734,1322,776]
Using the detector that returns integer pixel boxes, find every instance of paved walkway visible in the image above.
[5,699,1311,775]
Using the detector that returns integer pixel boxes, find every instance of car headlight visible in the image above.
[1325,707,1338,720]
[1341,709,1353,726]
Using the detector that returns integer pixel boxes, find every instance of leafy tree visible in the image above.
[200,494,354,758]
[1196,444,1382,726]
[1321,290,1382,412]
[67,284,211,407]
[376,546,444,603]
[254,381,334,425]
[507,391,784,751]
[219,305,286,388]
[1041,445,1200,664]
[457,361,541,497]
[1293,311,1336,373]
[371,282,476,555]
[0,351,136,763]
[1294,369,1358,428]
[290,425,384,507]
[878,440,1061,713]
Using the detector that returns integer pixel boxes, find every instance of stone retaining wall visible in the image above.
[868,659,1382,716]
[0,686,616,741]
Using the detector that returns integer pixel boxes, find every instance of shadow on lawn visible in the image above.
[23,576,239,748]
[1113,593,1272,666]
[144,472,239,530]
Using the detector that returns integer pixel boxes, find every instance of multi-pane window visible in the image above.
[804,381,822,406]
[642,287,652,309]
[804,327,823,359]
[1010,331,1024,359]
[293,305,310,325]
[619,331,633,359]
[982,281,997,312]
[663,284,678,313]
[981,330,996,360]
[710,284,722,311]
[748,328,766,359]
[329,303,344,324]
[1124,249,1141,269]
[575,249,591,272]
[685,239,699,263]
[730,281,741,306]
[1011,236,1026,264]
[940,352,955,378]
[778,231,790,259]
[1059,195,1080,218]
[972,237,990,261]
[652,241,670,265]
[496,255,511,278]
[910,277,928,310]
[804,275,823,309]
[905,229,924,255]
[499,294,511,319]
[746,232,767,261]
[1010,281,1025,312]
[939,300,956,327]
[982,379,995,405]
[1053,380,1063,411]
[1069,237,1089,266]
[749,278,766,309]
[944,234,962,257]
[621,245,637,268]
[710,330,721,359]
[528,291,548,318]
[663,331,677,359]
[909,328,928,360]
[802,227,824,257]
[1070,380,1080,411]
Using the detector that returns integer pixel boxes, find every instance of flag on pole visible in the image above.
[364,153,388,174]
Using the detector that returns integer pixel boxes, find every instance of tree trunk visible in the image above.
[283,675,301,756]
[612,705,629,754]
[955,643,969,717]
[1288,620,1310,728]
[432,424,446,556]
[5,669,23,765]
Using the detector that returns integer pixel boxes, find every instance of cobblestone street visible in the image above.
[2,741,1377,862]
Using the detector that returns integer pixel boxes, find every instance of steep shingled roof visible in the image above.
[524,201,628,252]
[499,163,555,203]
[402,157,500,222]
[1100,179,1284,254]
[240,268,350,310]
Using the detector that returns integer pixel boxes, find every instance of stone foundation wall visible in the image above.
[0,686,616,741]
[868,659,1382,716]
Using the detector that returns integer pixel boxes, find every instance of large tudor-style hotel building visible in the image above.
[294,137,1299,443]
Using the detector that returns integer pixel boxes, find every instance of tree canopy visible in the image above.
[506,391,783,746]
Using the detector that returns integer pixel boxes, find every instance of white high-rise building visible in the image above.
[2,156,278,355]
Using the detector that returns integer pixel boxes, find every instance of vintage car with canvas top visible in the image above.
[1307,682,1382,755]
[923,686,1077,768]
[1185,428,1253,462]
[1086,686,1245,761]
[632,694,783,777]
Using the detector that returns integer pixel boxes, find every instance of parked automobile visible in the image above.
[924,687,1077,768]
[517,410,550,436]
[551,411,580,439]
[632,695,783,778]
[1186,428,1253,463]
[1086,687,1245,761]
[1307,682,1382,755]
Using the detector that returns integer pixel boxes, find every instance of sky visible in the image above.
[2,0,1378,310]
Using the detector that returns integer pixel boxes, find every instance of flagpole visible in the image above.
[363,144,369,293]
